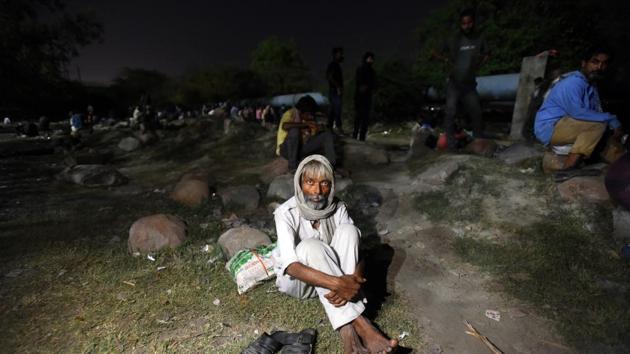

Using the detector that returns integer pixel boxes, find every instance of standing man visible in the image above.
[353,52,376,141]
[327,47,345,134]
[432,8,490,149]
[272,154,398,354]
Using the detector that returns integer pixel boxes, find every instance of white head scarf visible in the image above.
[294,154,337,244]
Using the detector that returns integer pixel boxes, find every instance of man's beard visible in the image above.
[305,194,327,210]
[587,70,604,82]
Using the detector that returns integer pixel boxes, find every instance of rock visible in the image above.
[217,226,272,259]
[408,126,434,158]
[542,151,566,174]
[59,164,128,187]
[170,172,210,207]
[218,185,260,210]
[260,158,289,183]
[612,207,630,242]
[343,140,389,166]
[495,143,543,165]
[416,157,463,186]
[118,137,141,152]
[267,202,281,213]
[63,150,113,167]
[267,174,294,200]
[136,131,158,145]
[557,176,610,204]
[335,177,353,193]
[464,138,497,157]
[128,214,187,253]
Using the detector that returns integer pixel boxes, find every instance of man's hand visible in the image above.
[325,274,365,307]
[324,290,347,307]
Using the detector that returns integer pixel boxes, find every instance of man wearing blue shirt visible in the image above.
[535,47,624,171]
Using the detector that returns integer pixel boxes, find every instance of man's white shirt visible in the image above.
[272,196,353,277]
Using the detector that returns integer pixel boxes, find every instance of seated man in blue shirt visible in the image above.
[534,46,624,171]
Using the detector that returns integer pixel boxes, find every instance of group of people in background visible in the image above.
[326,48,376,141]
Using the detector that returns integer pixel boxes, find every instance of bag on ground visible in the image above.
[226,243,276,294]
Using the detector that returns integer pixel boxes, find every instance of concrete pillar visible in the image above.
[509,54,548,140]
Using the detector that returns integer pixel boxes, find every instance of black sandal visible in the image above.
[241,332,283,354]
[271,328,317,354]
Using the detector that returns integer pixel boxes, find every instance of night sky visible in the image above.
[69,0,446,84]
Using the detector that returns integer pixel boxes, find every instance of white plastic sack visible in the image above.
[226,243,276,294]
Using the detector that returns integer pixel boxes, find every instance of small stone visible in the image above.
[218,226,271,259]
[218,185,260,210]
[464,138,497,157]
[495,143,543,165]
[128,214,187,253]
[118,137,141,152]
[267,174,294,201]
[542,151,566,174]
[612,207,630,242]
[508,308,528,318]
[259,158,289,183]
[58,164,128,187]
[170,171,210,207]
[213,298,220,306]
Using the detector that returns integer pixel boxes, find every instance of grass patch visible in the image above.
[0,224,421,353]
[454,213,630,349]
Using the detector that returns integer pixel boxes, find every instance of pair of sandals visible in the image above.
[241,328,317,354]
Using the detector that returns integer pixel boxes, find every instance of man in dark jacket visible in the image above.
[353,52,376,141]
[432,8,490,149]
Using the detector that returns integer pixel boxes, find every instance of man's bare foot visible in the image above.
[352,316,398,353]
[339,324,369,354]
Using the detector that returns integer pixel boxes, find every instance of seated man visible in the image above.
[535,46,625,173]
[272,154,398,354]
[276,95,336,172]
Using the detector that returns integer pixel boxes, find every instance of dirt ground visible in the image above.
[1,119,627,353]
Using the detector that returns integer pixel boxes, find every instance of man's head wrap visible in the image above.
[294,154,337,243]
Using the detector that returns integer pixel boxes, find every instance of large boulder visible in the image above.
[612,207,630,243]
[260,158,289,184]
[118,137,141,152]
[267,174,294,200]
[557,176,610,204]
[407,126,435,159]
[605,153,630,210]
[416,157,463,187]
[59,164,128,187]
[218,226,272,259]
[464,138,497,157]
[542,151,566,174]
[170,171,210,207]
[218,185,260,210]
[495,143,543,165]
[128,214,187,253]
[64,150,113,167]
[343,140,389,166]
[135,131,158,145]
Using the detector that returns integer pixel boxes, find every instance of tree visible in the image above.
[250,36,312,95]
[0,0,103,117]
[111,68,172,112]
[171,66,266,106]
[372,58,425,122]
[414,0,630,90]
